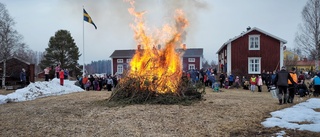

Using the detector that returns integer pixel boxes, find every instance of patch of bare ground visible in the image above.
[0,87,319,137]
[314,108,320,112]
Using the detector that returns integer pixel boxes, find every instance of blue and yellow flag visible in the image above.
[83,8,97,29]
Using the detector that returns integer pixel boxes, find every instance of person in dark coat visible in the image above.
[20,68,27,88]
[219,73,225,88]
[274,66,297,105]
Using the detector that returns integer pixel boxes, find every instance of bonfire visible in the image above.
[107,0,204,105]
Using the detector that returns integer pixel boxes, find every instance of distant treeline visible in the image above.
[85,60,112,74]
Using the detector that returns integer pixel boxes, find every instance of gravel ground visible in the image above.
[0,87,319,137]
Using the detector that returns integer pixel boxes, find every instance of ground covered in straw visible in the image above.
[0,87,319,137]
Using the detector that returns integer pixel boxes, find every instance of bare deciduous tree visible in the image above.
[295,0,320,70]
[0,2,24,87]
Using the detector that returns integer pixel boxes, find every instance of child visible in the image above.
[257,75,263,92]
[224,78,229,89]
[234,76,241,89]
[250,75,257,92]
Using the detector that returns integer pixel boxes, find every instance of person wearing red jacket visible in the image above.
[250,75,257,92]
[59,69,64,86]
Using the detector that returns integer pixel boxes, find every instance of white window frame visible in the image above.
[126,59,131,63]
[249,35,260,50]
[188,58,195,62]
[117,65,123,74]
[188,64,195,70]
[117,59,123,63]
[248,57,261,74]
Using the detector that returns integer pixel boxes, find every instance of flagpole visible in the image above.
[82,5,85,76]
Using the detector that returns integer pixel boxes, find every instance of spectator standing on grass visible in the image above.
[228,73,234,86]
[311,72,320,97]
[44,67,50,81]
[274,66,296,105]
[59,68,64,86]
[298,71,305,84]
[20,68,26,88]
[106,76,113,91]
[82,75,89,90]
[287,67,298,103]
[250,75,257,92]
[261,70,267,85]
[257,75,263,92]
[219,72,225,88]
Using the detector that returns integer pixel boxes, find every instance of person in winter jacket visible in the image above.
[287,67,298,103]
[228,74,234,86]
[274,66,296,105]
[106,76,113,91]
[59,69,64,86]
[257,75,263,92]
[234,76,241,89]
[312,72,320,97]
[219,73,225,88]
[208,74,216,89]
[250,75,257,92]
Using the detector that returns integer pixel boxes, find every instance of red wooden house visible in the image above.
[216,27,287,76]
[110,48,203,75]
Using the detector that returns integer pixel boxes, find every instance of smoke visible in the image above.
[58,0,208,47]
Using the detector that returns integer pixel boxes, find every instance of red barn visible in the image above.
[216,27,287,76]
[110,48,203,75]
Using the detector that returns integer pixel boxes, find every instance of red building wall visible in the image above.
[112,58,131,74]
[231,30,281,74]
[182,57,200,71]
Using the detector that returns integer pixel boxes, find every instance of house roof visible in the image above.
[216,27,288,54]
[109,49,136,58]
[110,48,203,58]
[296,60,320,66]
[0,56,31,65]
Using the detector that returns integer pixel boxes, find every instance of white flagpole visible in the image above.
[82,5,85,76]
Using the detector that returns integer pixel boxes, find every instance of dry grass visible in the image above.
[0,86,319,137]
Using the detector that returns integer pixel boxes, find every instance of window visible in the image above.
[249,35,260,50]
[117,59,123,63]
[248,57,261,74]
[127,59,131,63]
[188,58,195,62]
[188,64,195,70]
[117,65,123,74]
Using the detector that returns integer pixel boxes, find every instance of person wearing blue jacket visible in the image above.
[228,74,234,86]
[312,73,320,97]
[208,74,216,89]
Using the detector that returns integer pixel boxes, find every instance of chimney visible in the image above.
[182,44,186,50]
[303,57,307,62]
[246,26,251,31]
[137,45,141,50]
[158,44,161,50]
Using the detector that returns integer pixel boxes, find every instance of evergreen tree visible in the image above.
[39,30,81,77]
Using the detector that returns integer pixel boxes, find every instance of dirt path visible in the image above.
[0,87,318,137]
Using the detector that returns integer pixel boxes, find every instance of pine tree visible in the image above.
[39,30,81,77]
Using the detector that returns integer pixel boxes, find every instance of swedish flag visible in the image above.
[83,9,97,29]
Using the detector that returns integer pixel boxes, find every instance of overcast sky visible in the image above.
[2,0,307,65]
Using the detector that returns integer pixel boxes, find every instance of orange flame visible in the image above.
[125,0,189,93]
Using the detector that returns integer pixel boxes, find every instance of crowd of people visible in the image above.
[76,74,118,92]
[184,66,320,105]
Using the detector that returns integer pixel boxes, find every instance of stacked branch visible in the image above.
[107,75,204,106]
